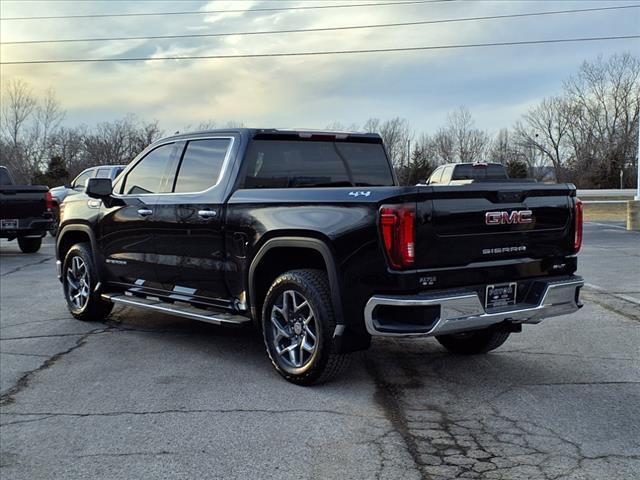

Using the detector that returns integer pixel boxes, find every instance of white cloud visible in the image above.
[1,0,637,135]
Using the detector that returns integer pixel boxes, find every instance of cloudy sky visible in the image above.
[1,0,638,135]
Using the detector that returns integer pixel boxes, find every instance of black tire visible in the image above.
[17,236,42,253]
[262,269,350,385]
[49,206,60,237]
[62,243,113,321]
[436,327,510,355]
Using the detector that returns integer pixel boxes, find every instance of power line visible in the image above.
[2,5,635,46]
[0,0,449,21]
[2,35,636,66]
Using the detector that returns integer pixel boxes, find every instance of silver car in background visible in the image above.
[49,165,124,235]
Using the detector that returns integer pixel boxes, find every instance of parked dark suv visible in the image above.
[56,129,584,384]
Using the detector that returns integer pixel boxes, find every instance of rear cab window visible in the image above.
[173,138,231,193]
[441,166,454,183]
[452,164,507,180]
[241,137,394,188]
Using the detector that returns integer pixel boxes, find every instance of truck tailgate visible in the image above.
[0,186,49,219]
[414,183,576,269]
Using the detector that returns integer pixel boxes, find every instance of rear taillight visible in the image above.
[45,191,55,211]
[380,204,415,269]
[574,198,583,253]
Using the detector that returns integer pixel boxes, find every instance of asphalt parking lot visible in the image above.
[1,222,639,480]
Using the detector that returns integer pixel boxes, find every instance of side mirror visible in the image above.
[86,178,112,198]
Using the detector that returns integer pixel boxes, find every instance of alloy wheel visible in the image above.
[66,256,90,310]
[269,290,318,369]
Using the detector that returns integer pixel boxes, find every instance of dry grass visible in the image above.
[583,202,627,222]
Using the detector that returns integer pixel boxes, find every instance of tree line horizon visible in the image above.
[1,52,638,188]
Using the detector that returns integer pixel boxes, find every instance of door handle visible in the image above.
[198,209,217,219]
[137,208,153,217]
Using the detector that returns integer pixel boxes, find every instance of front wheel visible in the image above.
[262,269,350,385]
[49,206,60,237]
[17,236,42,253]
[63,243,113,321]
[436,327,510,355]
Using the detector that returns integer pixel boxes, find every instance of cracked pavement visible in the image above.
[1,222,639,479]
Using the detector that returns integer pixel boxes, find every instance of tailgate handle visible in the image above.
[497,191,525,203]
[198,209,217,219]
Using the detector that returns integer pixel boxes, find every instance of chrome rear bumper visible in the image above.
[364,277,583,337]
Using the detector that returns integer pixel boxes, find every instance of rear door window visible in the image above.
[441,166,454,183]
[173,138,231,193]
[242,139,393,188]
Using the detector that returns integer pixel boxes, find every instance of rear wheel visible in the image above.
[17,236,42,253]
[436,327,510,355]
[262,269,350,385]
[63,243,113,321]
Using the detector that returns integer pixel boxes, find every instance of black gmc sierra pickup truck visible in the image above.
[56,129,584,384]
[1,166,55,253]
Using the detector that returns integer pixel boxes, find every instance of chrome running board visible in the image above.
[101,293,251,327]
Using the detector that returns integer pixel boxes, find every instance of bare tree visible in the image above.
[49,126,89,178]
[0,79,65,183]
[490,128,514,165]
[325,121,360,132]
[563,53,640,187]
[365,118,412,168]
[361,118,381,134]
[433,128,455,164]
[83,115,163,167]
[400,133,436,184]
[186,120,245,132]
[31,88,65,171]
[515,97,572,182]
[0,79,37,182]
[447,106,489,162]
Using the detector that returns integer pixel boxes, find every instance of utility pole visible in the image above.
[636,126,640,200]
[628,126,640,230]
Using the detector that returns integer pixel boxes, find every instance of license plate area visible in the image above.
[485,282,517,309]
[1,219,18,229]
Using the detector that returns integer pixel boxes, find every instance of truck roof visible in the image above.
[159,128,383,144]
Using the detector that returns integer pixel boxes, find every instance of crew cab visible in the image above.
[55,129,584,384]
[1,166,55,253]
[426,162,509,185]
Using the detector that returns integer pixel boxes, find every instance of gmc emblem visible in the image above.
[485,210,533,225]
